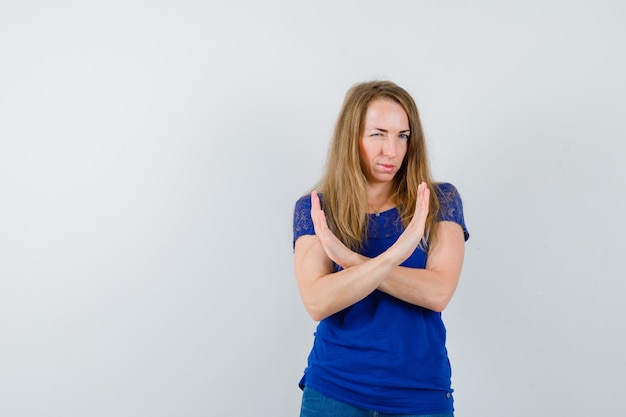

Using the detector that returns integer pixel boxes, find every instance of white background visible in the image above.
[1,1,625,416]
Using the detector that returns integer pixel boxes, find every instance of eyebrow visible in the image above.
[368,128,411,133]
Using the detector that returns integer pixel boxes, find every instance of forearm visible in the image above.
[343,254,456,312]
[302,250,401,321]
[378,267,458,312]
[345,222,465,312]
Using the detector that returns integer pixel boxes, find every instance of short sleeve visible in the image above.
[293,193,316,248]
[435,183,470,241]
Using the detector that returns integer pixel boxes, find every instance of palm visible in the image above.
[310,191,354,268]
[391,183,430,261]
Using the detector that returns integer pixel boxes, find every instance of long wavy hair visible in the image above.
[316,80,441,251]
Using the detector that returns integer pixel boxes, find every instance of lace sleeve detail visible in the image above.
[435,183,470,241]
[293,194,316,248]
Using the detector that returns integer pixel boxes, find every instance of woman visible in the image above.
[293,80,469,416]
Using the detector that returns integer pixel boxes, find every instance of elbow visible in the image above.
[308,309,325,322]
[430,301,448,313]
[306,306,328,322]
[298,283,333,321]
[302,298,329,322]
[427,278,459,312]
[429,294,453,313]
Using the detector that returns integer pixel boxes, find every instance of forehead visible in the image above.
[364,98,409,128]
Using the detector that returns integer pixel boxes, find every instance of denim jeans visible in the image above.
[300,386,454,417]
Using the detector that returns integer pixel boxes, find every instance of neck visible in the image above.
[366,183,393,205]
[366,184,394,214]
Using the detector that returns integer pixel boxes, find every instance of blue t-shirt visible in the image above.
[292,183,469,414]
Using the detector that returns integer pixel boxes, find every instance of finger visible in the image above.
[310,191,329,236]
[413,183,429,216]
[419,186,430,211]
[406,190,429,238]
[311,190,320,212]
[415,183,423,208]
[310,191,321,225]
[417,188,430,221]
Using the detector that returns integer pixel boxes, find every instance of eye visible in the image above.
[399,133,410,141]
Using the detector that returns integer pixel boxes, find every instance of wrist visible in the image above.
[341,251,362,268]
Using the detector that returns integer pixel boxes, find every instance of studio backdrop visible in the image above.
[1,1,624,416]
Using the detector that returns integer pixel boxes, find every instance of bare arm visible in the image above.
[333,221,465,312]
[377,221,465,312]
[294,235,402,321]
[294,183,430,321]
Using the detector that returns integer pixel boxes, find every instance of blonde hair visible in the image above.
[316,80,441,251]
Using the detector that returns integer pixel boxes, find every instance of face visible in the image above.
[359,98,409,185]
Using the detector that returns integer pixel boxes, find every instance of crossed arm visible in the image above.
[293,183,465,321]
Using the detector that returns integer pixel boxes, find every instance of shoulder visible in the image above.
[434,182,460,200]
[294,191,326,211]
[294,194,310,210]
[293,192,319,245]
[294,192,316,210]
[433,182,464,209]
[433,182,470,241]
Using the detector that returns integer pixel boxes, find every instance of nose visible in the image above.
[383,137,396,158]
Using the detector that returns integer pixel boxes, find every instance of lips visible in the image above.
[378,163,395,172]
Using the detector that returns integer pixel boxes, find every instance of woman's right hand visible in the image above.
[310,191,358,268]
